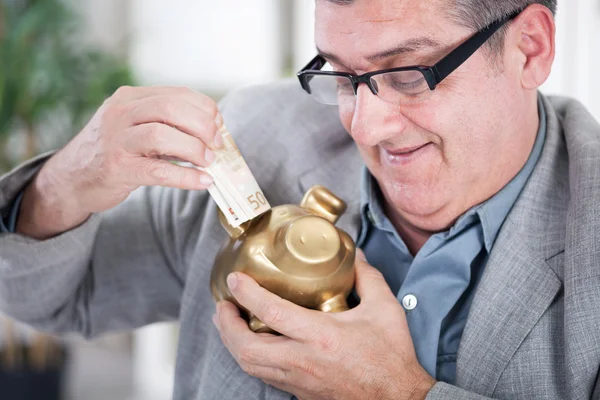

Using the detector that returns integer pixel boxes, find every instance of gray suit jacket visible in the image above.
[1,80,600,400]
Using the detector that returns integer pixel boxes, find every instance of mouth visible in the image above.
[382,143,434,164]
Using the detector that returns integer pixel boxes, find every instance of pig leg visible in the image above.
[318,294,349,313]
[248,313,274,334]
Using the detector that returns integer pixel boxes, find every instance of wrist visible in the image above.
[407,371,436,400]
[16,157,91,239]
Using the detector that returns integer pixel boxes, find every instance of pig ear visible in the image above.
[218,208,251,239]
[300,185,347,224]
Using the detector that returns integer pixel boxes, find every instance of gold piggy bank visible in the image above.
[210,185,356,333]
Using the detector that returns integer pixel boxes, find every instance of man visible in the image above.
[1,0,599,398]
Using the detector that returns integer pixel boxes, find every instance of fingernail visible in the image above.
[205,148,215,165]
[212,313,219,328]
[200,174,213,187]
[213,132,224,149]
[227,273,238,291]
[215,113,224,129]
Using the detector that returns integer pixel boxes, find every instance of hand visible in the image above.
[213,250,437,400]
[17,86,221,238]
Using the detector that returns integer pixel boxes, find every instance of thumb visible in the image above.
[354,249,394,304]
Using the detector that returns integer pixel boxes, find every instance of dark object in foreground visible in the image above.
[0,345,67,400]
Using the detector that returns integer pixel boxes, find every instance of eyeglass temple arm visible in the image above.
[301,55,327,72]
[432,10,521,84]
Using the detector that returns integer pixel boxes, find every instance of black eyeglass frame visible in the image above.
[297,9,522,97]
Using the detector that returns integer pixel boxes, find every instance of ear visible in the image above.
[300,185,347,224]
[508,4,556,90]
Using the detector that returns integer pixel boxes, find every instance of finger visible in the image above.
[109,86,218,115]
[158,155,185,162]
[226,273,322,341]
[108,86,177,103]
[240,365,290,382]
[262,379,297,396]
[124,123,215,168]
[354,249,395,304]
[126,96,220,149]
[127,158,213,190]
[216,301,293,370]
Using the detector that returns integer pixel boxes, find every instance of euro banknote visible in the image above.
[204,123,271,227]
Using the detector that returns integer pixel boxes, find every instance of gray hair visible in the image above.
[322,0,557,57]
[451,0,557,55]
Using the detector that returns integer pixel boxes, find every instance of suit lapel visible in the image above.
[455,221,562,394]
[456,94,568,395]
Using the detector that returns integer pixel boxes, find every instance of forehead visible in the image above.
[315,0,458,67]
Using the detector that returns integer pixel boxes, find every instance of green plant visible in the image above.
[0,0,134,379]
[0,0,134,171]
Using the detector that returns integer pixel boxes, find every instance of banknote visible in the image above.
[204,123,271,227]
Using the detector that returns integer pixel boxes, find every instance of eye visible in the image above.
[335,76,354,94]
[382,71,429,95]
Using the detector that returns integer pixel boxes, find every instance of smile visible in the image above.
[382,143,433,165]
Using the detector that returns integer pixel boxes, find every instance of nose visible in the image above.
[349,84,406,147]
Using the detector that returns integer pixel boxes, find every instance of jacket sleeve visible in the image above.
[425,383,493,399]
[0,151,215,339]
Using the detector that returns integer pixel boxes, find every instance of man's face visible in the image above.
[315,0,535,231]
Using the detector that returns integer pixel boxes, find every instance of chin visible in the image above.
[379,180,456,232]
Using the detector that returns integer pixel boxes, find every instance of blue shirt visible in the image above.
[356,98,547,384]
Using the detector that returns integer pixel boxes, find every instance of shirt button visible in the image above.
[402,294,418,311]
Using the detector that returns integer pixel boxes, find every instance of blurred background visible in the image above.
[0,0,599,399]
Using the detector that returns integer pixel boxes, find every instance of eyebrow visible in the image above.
[317,37,443,66]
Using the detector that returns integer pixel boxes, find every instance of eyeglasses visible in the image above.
[297,10,521,106]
